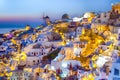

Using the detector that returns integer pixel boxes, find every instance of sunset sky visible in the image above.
[0,0,120,20]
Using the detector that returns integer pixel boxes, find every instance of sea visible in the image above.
[0,20,44,34]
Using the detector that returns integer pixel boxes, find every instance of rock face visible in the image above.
[49,32,61,41]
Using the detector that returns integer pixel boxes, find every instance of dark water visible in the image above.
[0,20,44,33]
[0,20,44,28]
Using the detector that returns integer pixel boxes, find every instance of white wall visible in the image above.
[38,37,48,42]
[10,71,32,80]
[76,27,82,36]
[26,57,41,66]
[26,48,51,66]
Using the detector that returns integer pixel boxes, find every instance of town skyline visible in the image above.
[0,2,120,80]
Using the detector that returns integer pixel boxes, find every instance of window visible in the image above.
[34,53,36,56]
[33,60,35,65]
[114,68,119,76]
[38,60,39,63]
[119,38,120,40]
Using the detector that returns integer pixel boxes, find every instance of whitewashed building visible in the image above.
[26,48,51,66]
[25,42,57,66]
[76,26,83,37]
[50,60,81,78]
[37,34,49,42]
[95,12,111,24]
[10,71,33,80]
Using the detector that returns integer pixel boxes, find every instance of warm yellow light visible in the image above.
[25,26,30,30]
[24,68,32,72]
[98,40,102,43]
[92,55,98,61]
[20,52,27,61]
[56,30,58,33]
[5,72,13,77]
[110,36,114,40]
[88,74,94,80]
[60,32,62,35]
[82,28,85,34]
[93,63,97,68]
[82,77,87,80]
[11,39,17,44]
